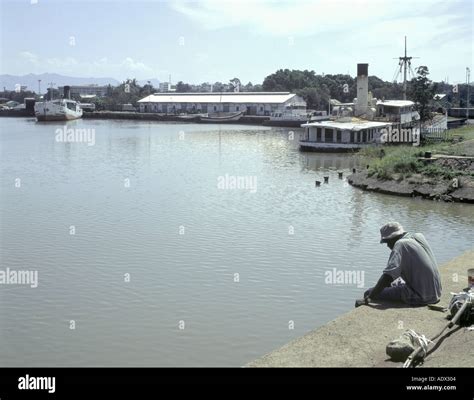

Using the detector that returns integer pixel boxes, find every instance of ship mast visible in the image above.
[393,36,418,100]
[402,37,410,99]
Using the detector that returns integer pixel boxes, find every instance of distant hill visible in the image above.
[0,74,160,92]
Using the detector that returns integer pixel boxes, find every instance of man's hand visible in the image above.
[355,297,371,308]
[355,298,366,308]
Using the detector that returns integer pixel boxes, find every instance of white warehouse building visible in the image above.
[137,92,306,116]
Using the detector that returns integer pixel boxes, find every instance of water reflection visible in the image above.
[300,153,360,172]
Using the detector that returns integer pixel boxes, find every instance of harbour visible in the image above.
[1,117,473,366]
[0,0,473,389]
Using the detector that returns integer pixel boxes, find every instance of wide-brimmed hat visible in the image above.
[380,222,406,243]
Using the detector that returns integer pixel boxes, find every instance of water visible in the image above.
[0,117,472,366]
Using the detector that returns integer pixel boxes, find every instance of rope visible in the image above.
[402,330,432,368]
[403,290,473,368]
[406,330,432,357]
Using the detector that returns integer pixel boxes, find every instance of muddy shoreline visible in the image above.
[347,171,474,203]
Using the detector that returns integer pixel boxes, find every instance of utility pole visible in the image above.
[38,79,41,96]
[467,67,471,119]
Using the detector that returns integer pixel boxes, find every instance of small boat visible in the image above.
[176,113,206,122]
[308,110,331,122]
[264,109,330,127]
[35,99,83,121]
[264,110,309,127]
[199,111,243,123]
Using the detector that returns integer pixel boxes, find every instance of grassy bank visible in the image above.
[359,125,474,181]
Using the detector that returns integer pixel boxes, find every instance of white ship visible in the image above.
[34,99,83,121]
[34,85,83,121]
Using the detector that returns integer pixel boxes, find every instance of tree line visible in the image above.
[1,69,471,119]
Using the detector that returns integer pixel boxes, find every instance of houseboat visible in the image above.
[300,119,391,152]
[299,63,421,152]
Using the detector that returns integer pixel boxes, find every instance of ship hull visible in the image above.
[36,113,82,121]
[34,100,83,122]
[299,141,369,152]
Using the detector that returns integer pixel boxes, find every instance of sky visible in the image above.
[0,0,472,85]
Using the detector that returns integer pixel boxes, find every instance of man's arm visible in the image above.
[365,273,393,302]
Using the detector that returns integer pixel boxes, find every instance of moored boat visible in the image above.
[199,111,243,123]
[299,63,421,152]
[264,109,330,127]
[300,119,391,152]
[34,99,83,121]
[35,86,83,121]
[176,113,206,122]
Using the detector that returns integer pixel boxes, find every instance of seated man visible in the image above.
[356,222,442,307]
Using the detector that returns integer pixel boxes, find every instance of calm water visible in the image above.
[0,117,472,366]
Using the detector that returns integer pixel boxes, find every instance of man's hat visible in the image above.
[380,222,406,243]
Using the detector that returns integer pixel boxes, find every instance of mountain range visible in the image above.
[0,73,160,91]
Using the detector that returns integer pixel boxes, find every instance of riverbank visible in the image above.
[347,125,474,203]
[81,111,271,125]
[248,249,474,367]
[0,109,309,128]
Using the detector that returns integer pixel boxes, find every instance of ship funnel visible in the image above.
[63,85,71,99]
[355,63,368,116]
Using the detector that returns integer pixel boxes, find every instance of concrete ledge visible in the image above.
[248,250,474,367]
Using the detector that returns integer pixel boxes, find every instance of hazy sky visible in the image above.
[0,0,472,84]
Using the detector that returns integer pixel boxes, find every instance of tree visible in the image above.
[176,81,191,92]
[140,81,155,97]
[408,66,436,122]
[296,87,328,110]
[101,79,141,110]
[212,82,225,92]
[243,82,253,92]
[0,89,38,102]
[229,78,241,92]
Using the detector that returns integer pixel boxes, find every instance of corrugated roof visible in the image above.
[302,119,390,130]
[377,100,414,107]
[138,92,300,104]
